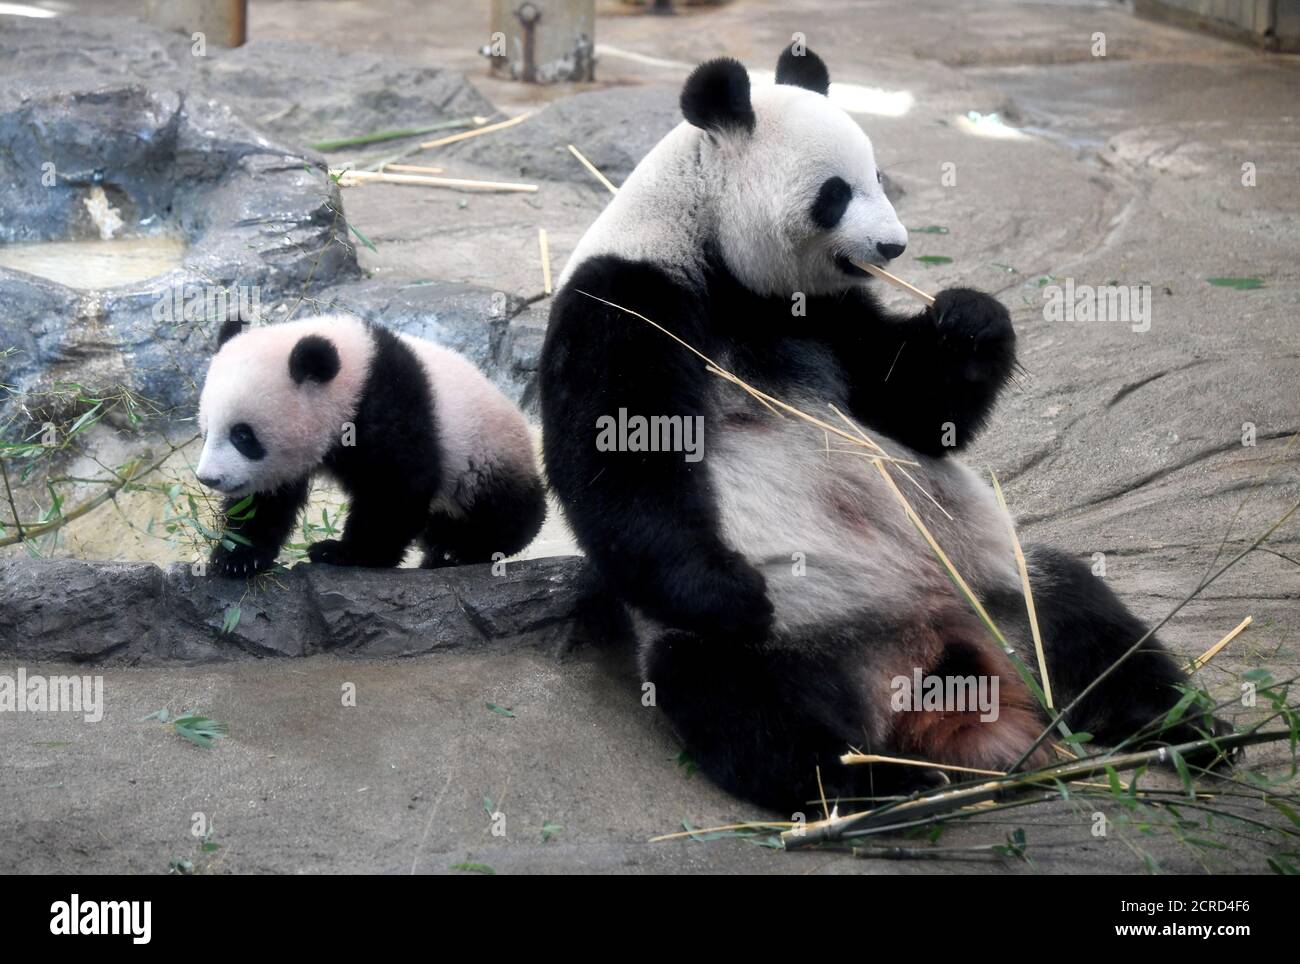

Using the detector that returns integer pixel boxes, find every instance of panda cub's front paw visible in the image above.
[932,288,1014,357]
[306,539,352,566]
[210,542,278,577]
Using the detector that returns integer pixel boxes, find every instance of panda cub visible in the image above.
[197,314,545,574]
[539,49,1230,810]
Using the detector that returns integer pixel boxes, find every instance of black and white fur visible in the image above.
[540,49,1229,811]
[197,314,545,574]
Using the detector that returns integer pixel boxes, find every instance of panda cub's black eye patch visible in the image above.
[229,422,265,460]
[810,176,852,230]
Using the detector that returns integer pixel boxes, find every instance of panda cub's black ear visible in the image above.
[288,334,341,386]
[775,46,830,96]
[681,57,754,135]
[216,318,246,349]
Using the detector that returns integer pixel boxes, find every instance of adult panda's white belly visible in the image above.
[707,394,1021,636]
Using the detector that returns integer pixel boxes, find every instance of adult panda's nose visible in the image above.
[876,241,906,260]
[197,474,223,490]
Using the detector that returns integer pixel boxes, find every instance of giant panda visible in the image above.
[197,314,545,574]
[539,48,1230,811]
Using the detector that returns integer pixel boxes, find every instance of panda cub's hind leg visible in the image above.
[419,470,546,568]
[307,487,430,568]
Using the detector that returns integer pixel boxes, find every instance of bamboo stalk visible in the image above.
[381,163,445,175]
[850,259,935,306]
[538,228,553,295]
[0,437,198,548]
[309,117,481,152]
[784,728,1291,849]
[1191,616,1252,672]
[840,752,1005,777]
[0,456,24,542]
[567,144,619,194]
[990,470,1053,708]
[648,821,795,844]
[419,112,534,150]
[334,170,538,193]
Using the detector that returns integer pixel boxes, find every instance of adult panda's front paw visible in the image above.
[932,288,1015,358]
[667,549,775,639]
[209,541,278,577]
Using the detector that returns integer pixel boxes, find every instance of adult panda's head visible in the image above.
[680,47,907,297]
[195,316,373,498]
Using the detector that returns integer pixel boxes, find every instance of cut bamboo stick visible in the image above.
[567,144,618,194]
[851,259,935,306]
[538,228,553,295]
[419,112,534,150]
[840,752,1005,778]
[990,470,1053,709]
[381,163,445,175]
[1191,616,1252,672]
[333,170,538,193]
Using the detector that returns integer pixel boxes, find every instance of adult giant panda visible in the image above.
[539,48,1230,810]
[197,314,545,574]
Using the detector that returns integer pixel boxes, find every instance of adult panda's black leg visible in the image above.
[418,471,546,567]
[1002,545,1234,767]
[210,477,309,576]
[640,631,935,813]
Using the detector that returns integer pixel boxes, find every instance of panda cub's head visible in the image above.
[196,316,373,498]
[681,47,907,297]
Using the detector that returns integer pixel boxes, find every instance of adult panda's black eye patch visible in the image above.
[229,422,265,460]
[810,176,852,230]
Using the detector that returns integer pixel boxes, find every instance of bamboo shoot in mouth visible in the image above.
[850,259,936,306]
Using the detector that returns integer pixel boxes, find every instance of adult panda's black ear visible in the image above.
[216,318,246,349]
[681,57,754,135]
[776,45,830,96]
[289,334,341,385]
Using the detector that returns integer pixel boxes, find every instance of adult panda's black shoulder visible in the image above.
[539,48,1231,811]
[197,314,544,574]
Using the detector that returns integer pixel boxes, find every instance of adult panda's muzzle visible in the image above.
[840,193,908,268]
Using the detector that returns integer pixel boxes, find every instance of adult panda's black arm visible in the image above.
[819,286,1017,455]
[540,256,773,638]
[210,477,310,575]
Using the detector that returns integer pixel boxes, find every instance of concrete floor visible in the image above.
[2,0,1298,873]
